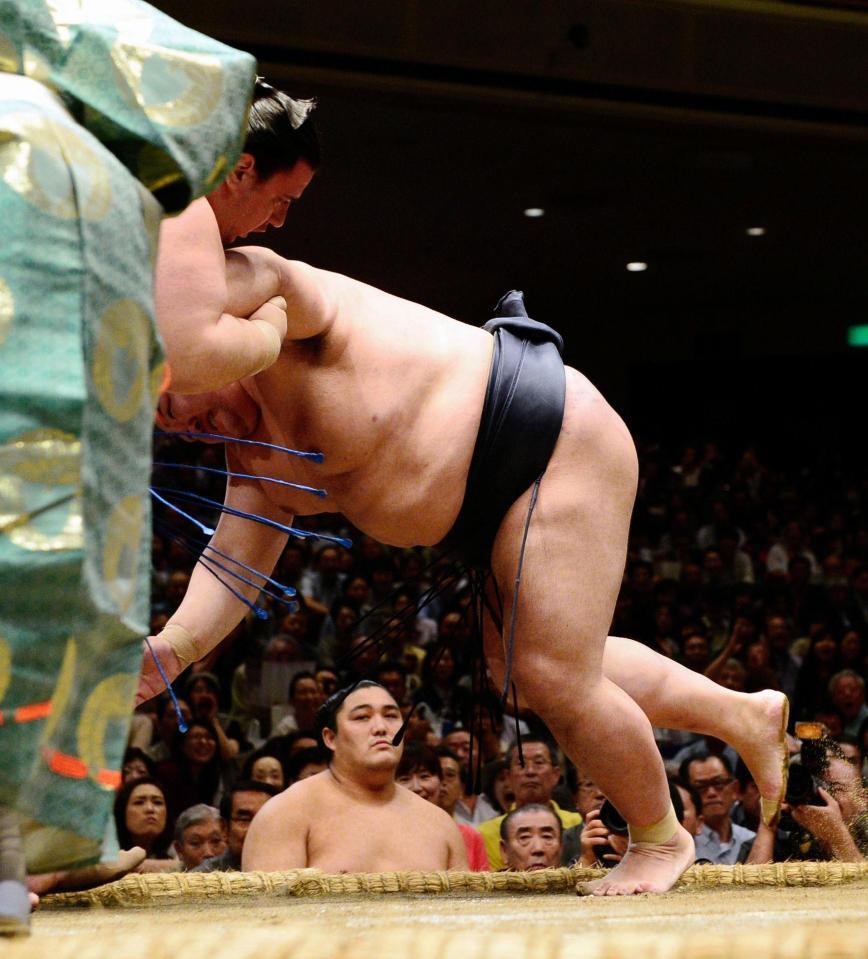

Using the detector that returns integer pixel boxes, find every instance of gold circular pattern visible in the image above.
[42,637,77,741]
[0,634,12,704]
[0,275,14,348]
[0,31,20,74]
[102,494,144,614]
[0,428,83,552]
[0,112,112,221]
[76,672,136,782]
[111,43,223,128]
[92,299,149,423]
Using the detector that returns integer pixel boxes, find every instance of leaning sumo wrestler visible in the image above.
[146,252,789,895]
[242,681,468,872]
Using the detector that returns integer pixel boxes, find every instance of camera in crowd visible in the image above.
[784,722,829,809]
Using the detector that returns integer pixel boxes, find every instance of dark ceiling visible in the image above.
[153,0,868,452]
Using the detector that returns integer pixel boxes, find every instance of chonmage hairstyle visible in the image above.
[244,78,320,180]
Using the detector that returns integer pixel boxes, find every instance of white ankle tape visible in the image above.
[628,804,679,846]
[159,623,199,670]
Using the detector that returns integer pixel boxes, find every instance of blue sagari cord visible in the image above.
[152,461,327,499]
[144,637,188,734]
[154,430,325,462]
[150,486,353,550]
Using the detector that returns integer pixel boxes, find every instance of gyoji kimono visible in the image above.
[0,0,255,871]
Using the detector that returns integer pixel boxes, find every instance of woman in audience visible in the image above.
[240,748,287,791]
[113,777,176,870]
[156,719,227,819]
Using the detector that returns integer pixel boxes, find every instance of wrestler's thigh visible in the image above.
[488,367,638,706]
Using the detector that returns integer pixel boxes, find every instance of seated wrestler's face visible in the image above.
[156,384,260,442]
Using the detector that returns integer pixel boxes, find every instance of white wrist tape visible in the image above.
[160,623,199,670]
[249,317,282,374]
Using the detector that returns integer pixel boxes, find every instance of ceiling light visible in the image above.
[523,207,545,218]
[746,226,766,236]
[626,261,648,272]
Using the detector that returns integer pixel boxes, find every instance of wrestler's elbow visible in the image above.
[276,259,338,340]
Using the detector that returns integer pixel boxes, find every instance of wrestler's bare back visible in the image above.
[242,769,466,872]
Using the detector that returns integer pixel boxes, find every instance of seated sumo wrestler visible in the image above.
[241,682,468,872]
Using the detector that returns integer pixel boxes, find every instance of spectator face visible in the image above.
[316,668,339,697]
[346,577,370,605]
[282,611,309,640]
[831,676,865,720]
[289,736,318,755]
[291,677,322,727]
[251,756,285,790]
[183,724,217,765]
[376,669,406,705]
[177,817,225,870]
[227,790,271,857]
[334,607,358,636]
[322,686,403,774]
[813,633,838,663]
[318,547,340,575]
[396,763,441,803]
[687,757,736,827]
[683,635,710,672]
[719,661,747,692]
[573,776,606,818]
[438,755,462,813]
[188,678,219,720]
[676,784,702,836]
[766,617,789,651]
[509,742,560,807]
[122,756,150,783]
[159,698,191,744]
[840,632,863,667]
[125,783,167,847]
[501,808,562,871]
[432,647,455,684]
[823,756,866,824]
[443,730,471,769]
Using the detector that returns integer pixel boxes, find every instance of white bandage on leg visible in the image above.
[628,804,679,847]
[159,623,199,671]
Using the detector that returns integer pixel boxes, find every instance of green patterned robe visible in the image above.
[0,0,255,870]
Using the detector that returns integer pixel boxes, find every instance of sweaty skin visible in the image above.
[148,254,787,894]
[242,687,467,872]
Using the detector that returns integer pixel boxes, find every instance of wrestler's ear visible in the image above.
[227,153,257,189]
[321,726,337,752]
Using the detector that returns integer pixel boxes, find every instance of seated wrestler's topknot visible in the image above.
[245,77,321,179]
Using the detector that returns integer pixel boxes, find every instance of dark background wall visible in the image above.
[153,0,868,461]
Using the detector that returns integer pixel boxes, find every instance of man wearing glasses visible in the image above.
[193,780,279,872]
[683,754,755,865]
[478,739,581,870]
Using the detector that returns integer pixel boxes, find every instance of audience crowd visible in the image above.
[115,438,867,871]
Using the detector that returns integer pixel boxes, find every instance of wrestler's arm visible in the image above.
[226,249,339,341]
[155,200,288,394]
[242,793,308,871]
[137,470,289,703]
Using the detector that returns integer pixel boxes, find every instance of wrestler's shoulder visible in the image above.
[397,786,461,832]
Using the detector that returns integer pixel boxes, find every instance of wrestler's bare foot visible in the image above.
[733,690,789,825]
[578,825,694,896]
